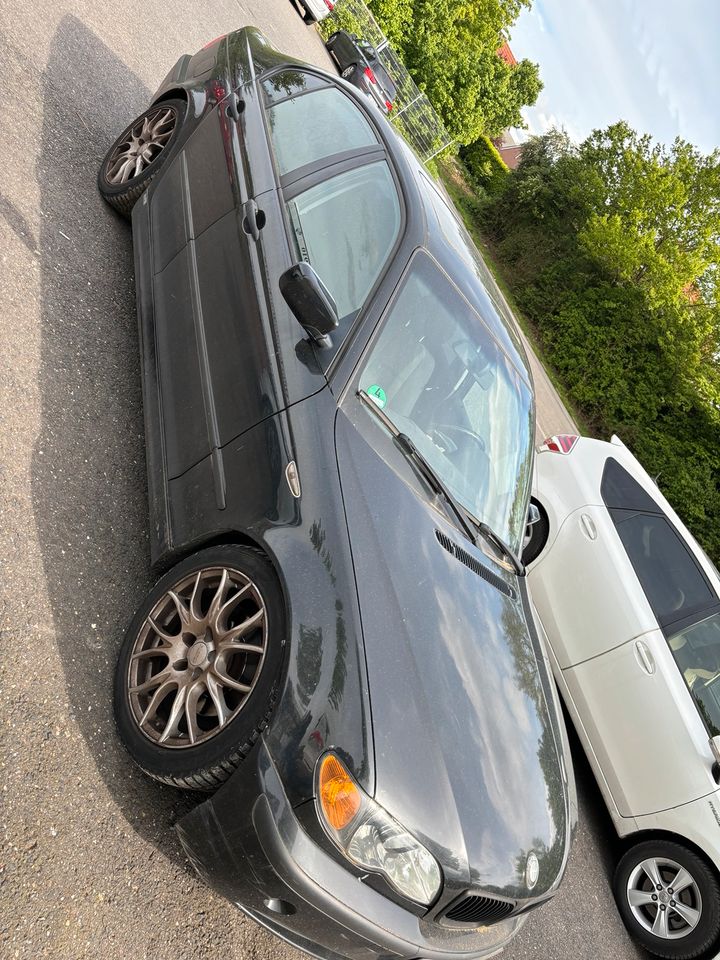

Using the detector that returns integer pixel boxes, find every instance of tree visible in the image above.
[371,0,541,144]
[482,124,720,560]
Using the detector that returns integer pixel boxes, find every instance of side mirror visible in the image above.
[710,736,720,783]
[279,262,339,347]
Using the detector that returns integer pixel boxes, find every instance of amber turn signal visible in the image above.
[318,754,361,831]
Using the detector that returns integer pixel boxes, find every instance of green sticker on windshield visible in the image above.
[366,384,387,409]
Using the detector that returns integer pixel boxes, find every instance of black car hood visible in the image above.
[335,410,570,903]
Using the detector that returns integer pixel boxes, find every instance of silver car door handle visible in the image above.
[580,513,597,540]
[635,640,656,675]
[242,199,265,241]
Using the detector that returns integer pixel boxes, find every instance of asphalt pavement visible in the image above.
[0,1,647,957]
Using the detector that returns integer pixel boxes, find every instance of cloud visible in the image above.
[509,0,720,152]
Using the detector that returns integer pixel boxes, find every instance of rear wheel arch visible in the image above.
[621,830,720,880]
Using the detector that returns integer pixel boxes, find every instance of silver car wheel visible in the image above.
[127,566,267,749]
[626,856,702,940]
[105,105,176,185]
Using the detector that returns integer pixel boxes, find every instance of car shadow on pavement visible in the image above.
[30,14,199,871]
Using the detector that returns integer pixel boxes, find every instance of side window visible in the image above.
[266,84,378,176]
[286,161,401,320]
[613,513,715,626]
[668,613,720,735]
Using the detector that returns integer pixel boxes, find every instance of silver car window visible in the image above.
[668,613,720,735]
[268,87,378,175]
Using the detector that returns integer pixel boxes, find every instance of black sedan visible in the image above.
[326,29,398,113]
[98,26,575,960]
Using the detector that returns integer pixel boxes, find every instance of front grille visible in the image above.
[443,894,515,925]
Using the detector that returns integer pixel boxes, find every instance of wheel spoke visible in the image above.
[651,906,669,938]
[184,679,205,745]
[129,667,172,696]
[222,608,264,644]
[148,614,180,643]
[641,859,663,889]
[217,639,264,656]
[215,582,252,630]
[206,569,230,627]
[205,673,231,724]
[668,900,700,928]
[671,866,695,895]
[167,590,191,627]
[140,679,177,727]
[188,570,204,621]
[131,645,170,662]
[627,889,656,907]
[158,685,189,743]
[212,661,252,693]
[669,901,700,929]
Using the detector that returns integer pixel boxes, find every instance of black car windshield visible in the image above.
[359,252,534,552]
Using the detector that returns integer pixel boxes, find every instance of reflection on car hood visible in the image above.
[335,412,571,903]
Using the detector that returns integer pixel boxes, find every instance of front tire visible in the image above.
[522,497,549,565]
[98,98,185,218]
[114,545,286,792]
[613,840,720,959]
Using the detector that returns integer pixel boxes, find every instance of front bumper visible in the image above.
[176,741,525,960]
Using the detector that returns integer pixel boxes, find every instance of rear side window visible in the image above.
[668,613,720,735]
[286,161,401,320]
[613,513,714,626]
[268,87,378,176]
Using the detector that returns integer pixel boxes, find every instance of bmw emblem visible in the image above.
[526,852,540,890]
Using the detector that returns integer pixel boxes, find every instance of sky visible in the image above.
[508,0,720,154]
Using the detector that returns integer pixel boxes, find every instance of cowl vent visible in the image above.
[434,530,516,600]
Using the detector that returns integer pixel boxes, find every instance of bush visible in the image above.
[460,137,510,198]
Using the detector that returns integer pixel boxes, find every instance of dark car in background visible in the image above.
[97,25,574,960]
[326,29,398,113]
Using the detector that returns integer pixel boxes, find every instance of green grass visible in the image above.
[436,156,592,435]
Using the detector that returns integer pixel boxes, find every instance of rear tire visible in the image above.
[98,98,185,218]
[613,840,720,959]
[114,545,286,792]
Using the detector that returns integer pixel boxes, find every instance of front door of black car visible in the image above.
[260,69,403,368]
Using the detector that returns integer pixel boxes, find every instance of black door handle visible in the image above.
[242,199,265,241]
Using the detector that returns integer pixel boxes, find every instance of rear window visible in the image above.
[268,86,378,176]
[668,613,720,735]
[613,513,715,626]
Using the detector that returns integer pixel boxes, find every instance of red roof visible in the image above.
[498,145,524,170]
[497,41,517,66]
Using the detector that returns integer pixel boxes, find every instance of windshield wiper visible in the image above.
[357,390,525,576]
[473,520,525,577]
[393,431,480,547]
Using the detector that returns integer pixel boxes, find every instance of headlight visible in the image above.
[315,753,441,905]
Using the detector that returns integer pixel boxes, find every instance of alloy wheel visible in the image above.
[105,105,177,185]
[126,566,267,749]
[626,856,702,940]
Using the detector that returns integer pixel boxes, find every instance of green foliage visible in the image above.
[326,0,543,145]
[483,123,720,561]
[393,1,541,144]
[368,0,415,45]
[460,136,510,197]
[317,3,367,39]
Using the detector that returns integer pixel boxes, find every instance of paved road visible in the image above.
[0,2,646,958]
